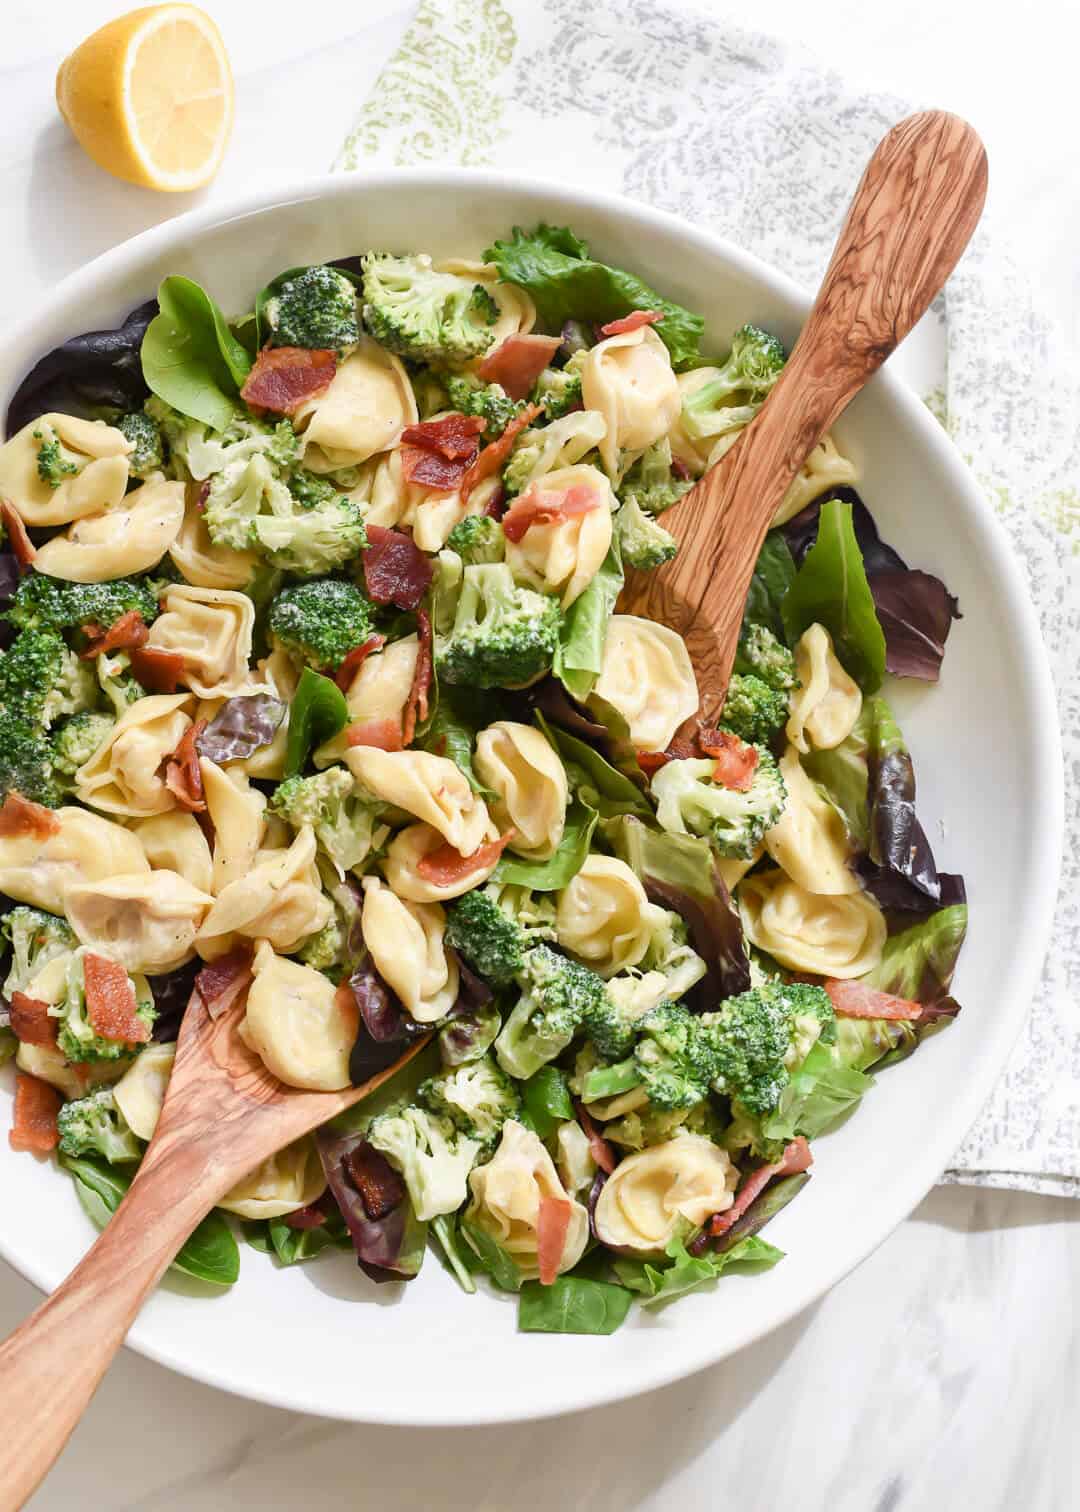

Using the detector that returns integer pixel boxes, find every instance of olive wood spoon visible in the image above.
[621,109,987,729]
[0,990,427,1511]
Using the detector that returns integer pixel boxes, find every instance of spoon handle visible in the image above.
[628,109,987,728]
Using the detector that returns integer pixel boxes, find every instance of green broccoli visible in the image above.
[297,916,348,978]
[202,452,294,551]
[681,325,786,442]
[444,373,525,440]
[531,365,583,419]
[718,674,789,745]
[5,572,159,635]
[444,884,556,987]
[251,498,366,576]
[57,1087,142,1163]
[614,494,678,571]
[116,411,164,479]
[53,950,156,1063]
[583,914,707,1059]
[270,766,378,874]
[605,1097,724,1151]
[418,1054,521,1155]
[0,629,97,731]
[0,719,62,807]
[617,439,694,517]
[701,981,835,1116]
[33,427,79,488]
[147,397,298,483]
[582,1001,721,1112]
[51,711,115,782]
[264,265,360,352]
[367,1102,482,1221]
[651,747,787,859]
[733,622,799,692]
[436,563,561,690]
[2,905,75,997]
[267,577,375,670]
[361,254,499,366]
[444,514,505,566]
[287,467,338,510]
[95,651,145,715]
[494,944,607,1080]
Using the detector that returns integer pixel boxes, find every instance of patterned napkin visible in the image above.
[333,0,1078,1196]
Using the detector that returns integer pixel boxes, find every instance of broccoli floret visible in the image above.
[265,265,360,352]
[203,451,296,552]
[51,711,115,781]
[651,747,787,859]
[297,917,348,978]
[367,1103,482,1221]
[580,911,704,1058]
[702,981,835,1117]
[444,514,505,566]
[0,629,97,731]
[251,498,367,577]
[583,1001,721,1113]
[362,254,499,366]
[95,651,144,714]
[531,366,583,419]
[718,674,789,745]
[33,428,79,488]
[116,411,164,478]
[270,767,378,874]
[502,436,543,499]
[53,950,156,1063]
[0,719,62,807]
[605,1098,724,1151]
[444,884,556,987]
[267,577,375,671]
[437,563,561,690]
[733,622,799,692]
[57,1087,142,1163]
[444,373,525,440]
[419,1054,521,1155]
[495,944,607,1081]
[614,494,678,571]
[287,467,338,510]
[147,397,298,483]
[617,438,693,517]
[681,325,786,442]
[2,905,75,997]
[5,572,159,635]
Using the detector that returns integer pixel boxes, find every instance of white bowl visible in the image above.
[0,169,1063,1425]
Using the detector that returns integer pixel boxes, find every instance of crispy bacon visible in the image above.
[333,634,387,691]
[163,720,207,813]
[415,830,514,888]
[362,525,433,610]
[195,945,253,1020]
[83,952,150,1045]
[709,1138,813,1238]
[574,1099,617,1175]
[0,791,60,840]
[345,1142,406,1221]
[129,645,186,693]
[598,309,664,337]
[476,334,562,400]
[345,718,404,752]
[502,482,601,544]
[825,980,924,1021]
[401,609,433,748]
[671,456,692,482]
[460,403,542,502]
[400,413,484,491]
[635,751,670,777]
[536,1195,573,1286]
[240,346,337,414]
[399,447,469,491]
[484,483,506,519]
[9,992,58,1048]
[0,499,36,571]
[80,608,150,659]
[700,729,759,792]
[284,1203,328,1231]
[9,1072,61,1153]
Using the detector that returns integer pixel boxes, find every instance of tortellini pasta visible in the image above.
[667,367,724,476]
[473,721,568,860]
[196,826,331,956]
[786,623,862,753]
[33,476,185,582]
[145,584,255,700]
[772,432,858,526]
[555,855,666,977]
[465,1120,589,1281]
[0,806,148,913]
[382,822,500,903]
[297,337,417,470]
[716,848,762,896]
[169,486,258,589]
[738,868,887,977]
[113,1042,176,1140]
[360,877,459,1023]
[344,748,491,856]
[218,1136,327,1219]
[240,939,356,1091]
[581,324,680,476]
[132,811,214,895]
[504,410,608,493]
[592,1134,738,1256]
[75,694,193,818]
[764,746,858,894]
[314,635,419,767]
[200,759,266,893]
[16,1041,127,1101]
[504,464,614,608]
[65,870,214,974]
[593,616,699,752]
[0,413,131,527]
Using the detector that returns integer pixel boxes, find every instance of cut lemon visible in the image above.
[56,5,234,193]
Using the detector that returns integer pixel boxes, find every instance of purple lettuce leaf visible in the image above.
[0,554,19,649]
[6,299,158,437]
[147,959,200,1042]
[314,1130,427,1283]
[196,694,286,765]
[344,956,429,1087]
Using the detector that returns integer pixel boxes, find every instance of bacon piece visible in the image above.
[709,1138,813,1238]
[700,729,759,792]
[0,791,61,840]
[129,645,186,693]
[333,634,387,691]
[502,482,601,544]
[9,1072,61,1153]
[484,483,506,519]
[80,609,149,659]
[346,718,404,752]
[0,499,36,570]
[284,1203,328,1231]
[362,525,433,610]
[240,346,337,415]
[825,980,923,1021]
[346,1142,406,1221]
[195,945,253,1020]
[636,751,670,777]
[476,334,562,401]
[8,992,58,1048]
[536,1194,573,1286]
[399,448,469,491]
[401,609,433,748]
[416,830,514,888]
[163,720,207,813]
[83,952,150,1045]
[670,456,692,482]
[400,414,485,459]
[574,1099,617,1175]
[460,403,542,503]
[598,309,664,337]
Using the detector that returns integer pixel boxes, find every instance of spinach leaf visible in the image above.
[538,715,652,821]
[284,667,349,776]
[460,1217,523,1292]
[782,498,887,692]
[430,1212,479,1294]
[739,529,797,643]
[518,1275,635,1334]
[553,538,624,701]
[519,1066,574,1139]
[141,275,252,430]
[614,1231,782,1307]
[420,682,500,796]
[492,796,597,890]
[267,1212,352,1266]
[484,224,705,370]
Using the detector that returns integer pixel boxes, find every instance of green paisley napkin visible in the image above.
[334,0,1077,1197]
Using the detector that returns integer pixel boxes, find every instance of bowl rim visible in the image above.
[0,165,1065,1424]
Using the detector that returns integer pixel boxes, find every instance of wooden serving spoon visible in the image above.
[621,109,987,727]
[0,985,428,1510]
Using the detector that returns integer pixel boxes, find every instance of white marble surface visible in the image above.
[3,1,1079,1506]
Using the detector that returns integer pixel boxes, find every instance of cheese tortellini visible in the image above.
[132,812,214,895]
[773,432,858,526]
[593,1135,738,1256]
[146,584,256,699]
[315,636,419,767]
[593,616,699,752]
[199,759,266,893]
[555,855,666,977]
[16,1041,127,1101]
[218,1136,327,1219]
[0,413,131,527]
[196,826,331,956]
[474,721,568,860]
[33,477,185,582]
[360,877,459,1023]
[0,806,148,913]
[345,748,491,857]
[786,624,862,753]
[504,464,615,608]
[65,870,214,974]
[382,822,501,903]
[75,694,193,818]
[581,324,680,476]
[667,367,723,476]
[114,1042,176,1140]
[241,940,356,1091]
[169,487,258,589]
[503,410,607,494]
[297,338,417,470]
[738,869,887,977]
[465,1120,589,1281]
[764,746,857,895]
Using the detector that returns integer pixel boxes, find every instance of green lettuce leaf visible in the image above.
[518,1275,635,1334]
[430,1212,479,1294]
[461,1217,523,1292]
[141,275,252,430]
[553,539,624,702]
[782,497,887,692]
[538,714,653,821]
[493,795,597,890]
[519,1065,574,1139]
[614,1231,783,1307]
